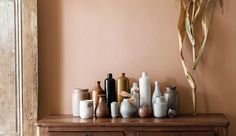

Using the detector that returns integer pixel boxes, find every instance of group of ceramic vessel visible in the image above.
[72,72,179,119]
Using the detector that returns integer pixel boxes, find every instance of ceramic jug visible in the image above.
[130,82,140,108]
[163,86,179,115]
[139,72,151,106]
[95,94,109,118]
[104,73,116,116]
[152,81,162,105]
[153,96,167,118]
[120,98,137,118]
[91,81,104,113]
[116,73,129,107]
[72,88,90,117]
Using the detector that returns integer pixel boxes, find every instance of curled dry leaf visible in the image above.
[120,91,132,98]
[128,96,137,107]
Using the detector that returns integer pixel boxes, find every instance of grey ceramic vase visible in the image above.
[163,86,179,116]
[120,98,137,118]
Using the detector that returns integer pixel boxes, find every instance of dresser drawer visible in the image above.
[48,131,125,136]
[137,132,215,136]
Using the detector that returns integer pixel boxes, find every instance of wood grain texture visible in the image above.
[36,114,229,136]
[0,0,20,135]
[36,114,229,127]
[0,0,38,135]
[22,0,38,135]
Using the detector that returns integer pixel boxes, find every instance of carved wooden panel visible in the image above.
[0,0,38,135]
[0,0,21,135]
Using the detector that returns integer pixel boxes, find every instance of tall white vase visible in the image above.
[139,72,151,106]
[152,81,162,105]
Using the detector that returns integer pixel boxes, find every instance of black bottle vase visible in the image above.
[104,73,116,116]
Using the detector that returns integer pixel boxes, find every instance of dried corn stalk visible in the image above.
[177,0,223,115]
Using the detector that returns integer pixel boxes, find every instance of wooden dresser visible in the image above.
[36,114,229,136]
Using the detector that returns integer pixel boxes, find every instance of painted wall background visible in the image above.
[38,0,236,135]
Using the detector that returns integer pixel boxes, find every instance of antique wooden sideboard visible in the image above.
[36,114,229,136]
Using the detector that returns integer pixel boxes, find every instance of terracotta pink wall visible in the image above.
[38,0,236,135]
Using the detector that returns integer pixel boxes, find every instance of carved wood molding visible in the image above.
[0,0,38,135]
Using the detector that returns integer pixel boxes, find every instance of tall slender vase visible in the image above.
[104,73,116,116]
[116,73,129,107]
[152,81,162,105]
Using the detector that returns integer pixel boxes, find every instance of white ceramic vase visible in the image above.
[111,102,118,118]
[120,98,137,118]
[153,96,167,118]
[152,81,162,105]
[139,72,151,106]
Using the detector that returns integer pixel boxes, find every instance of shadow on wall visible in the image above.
[38,0,64,118]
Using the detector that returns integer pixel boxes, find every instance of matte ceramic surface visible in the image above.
[111,102,118,118]
[116,73,129,107]
[153,96,167,118]
[72,88,89,117]
[139,72,151,106]
[80,100,93,119]
[91,81,104,113]
[120,98,137,118]
[152,81,162,105]
[164,86,179,115]
[96,94,109,118]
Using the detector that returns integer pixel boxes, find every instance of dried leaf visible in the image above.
[185,3,196,46]
[178,0,196,90]
[185,13,196,46]
[193,0,216,70]
[120,91,132,98]
[128,96,137,107]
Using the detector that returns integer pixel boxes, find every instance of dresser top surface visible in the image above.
[36,113,229,127]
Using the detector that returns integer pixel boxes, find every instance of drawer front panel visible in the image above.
[137,132,215,136]
[49,131,125,136]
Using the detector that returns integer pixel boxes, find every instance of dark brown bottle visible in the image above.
[104,73,116,116]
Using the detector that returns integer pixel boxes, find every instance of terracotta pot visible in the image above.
[95,94,109,118]
[138,104,152,118]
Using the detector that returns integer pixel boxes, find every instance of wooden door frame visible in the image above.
[22,0,38,135]
[0,0,37,135]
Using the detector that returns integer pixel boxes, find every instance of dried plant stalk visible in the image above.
[177,0,223,115]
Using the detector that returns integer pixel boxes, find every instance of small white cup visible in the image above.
[111,102,118,118]
[80,100,93,119]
